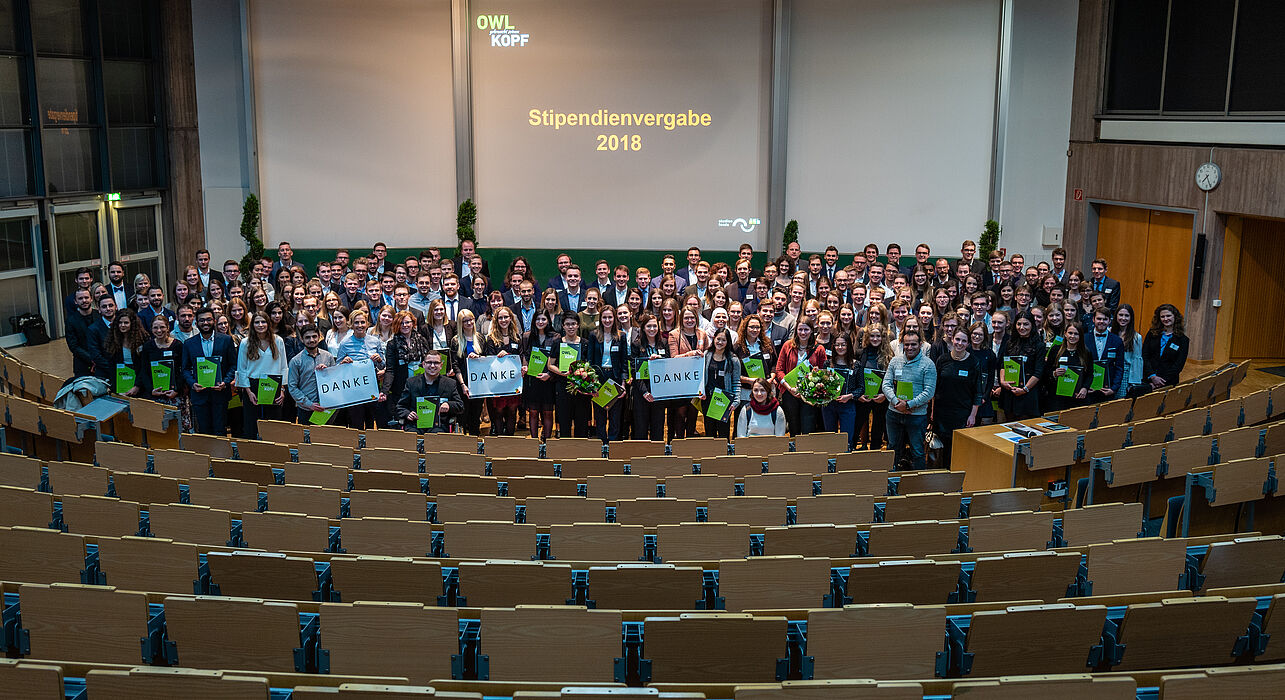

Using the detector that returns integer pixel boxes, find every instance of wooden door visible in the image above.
[1096,205,1149,309]
[1231,217,1285,359]
[1141,210,1194,313]
[1096,205,1193,315]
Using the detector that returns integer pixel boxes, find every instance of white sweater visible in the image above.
[236,336,288,387]
[737,407,787,436]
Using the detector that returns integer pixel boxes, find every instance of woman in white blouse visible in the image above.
[237,311,287,439]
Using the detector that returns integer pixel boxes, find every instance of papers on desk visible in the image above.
[995,431,1026,444]
[1033,421,1071,431]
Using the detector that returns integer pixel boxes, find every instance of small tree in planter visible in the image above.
[239,194,264,278]
[456,198,477,257]
[979,219,1001,260]
[782,219,798,250]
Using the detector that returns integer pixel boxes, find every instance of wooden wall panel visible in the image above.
[1069,0,1106,143]
[161,0,206,276]
[1230,218,1285,359]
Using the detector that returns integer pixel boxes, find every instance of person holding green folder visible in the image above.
[396,349,464,433]
[629,312,670,441]
[98,309,147,397]
[733,315,775,393]
[586,305,629,441]
[287,324,337,424]
[998,311,1046,420]
[880,328,937,470]
[522,309,559,440]
[700,328,742,438]
[140,315,183,410]
[236,311,288,439]
[1047,322,1090,412]
[819,333,858,449]
[773,318,827,436]
[547,312,591,438]
[181,307,237,436]
[1086,308,1125,404]
[855,323,893,450]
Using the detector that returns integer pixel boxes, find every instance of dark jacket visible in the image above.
[585,331,629,384]
[65,310,100,377]
[396,373,465,432]
[1141,332,1189,388]
[180,332,238,406]
[1086,330,1126,397]
[139,338,184,396]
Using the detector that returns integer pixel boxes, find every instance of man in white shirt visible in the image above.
[105,261,128,310]
[195,249,223,290]
[558,265,587,312]
[441,274,463,322]
[822,246,840,281]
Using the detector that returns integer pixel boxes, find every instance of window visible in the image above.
[0,217,33,271]
[1104,0,1167,112]
[30,0,88,57]
[1102,0,1285,117]
[1229,0,1285,112]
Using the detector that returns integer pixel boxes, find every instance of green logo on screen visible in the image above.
[477,14,529,47]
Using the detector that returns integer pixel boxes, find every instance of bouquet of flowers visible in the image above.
[567,360,601,395]
[797,366,844,406]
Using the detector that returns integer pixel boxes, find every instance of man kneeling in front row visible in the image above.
[396,351,464,433]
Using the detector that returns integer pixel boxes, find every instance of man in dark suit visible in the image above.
[1086,308,1125,402]
[65,288,100,378]
[757,300,791,350]
[86,295,118,378]
[396,351,465,433]
[181,307,237,435]
[547,253,572,292]
[676,247,702,290]
[1089,258,1121,310]
[452,240,490,279]
[602,265,633,310]
[557,265,588,313]
[63,267,95,321]
[195,249,225,291]
[510,280,539,333]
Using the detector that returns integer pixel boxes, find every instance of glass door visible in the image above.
[109,196,164,297]
[49,200,108,335]
[0,206,47,346]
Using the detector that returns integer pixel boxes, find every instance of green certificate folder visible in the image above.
[115,364,136,394]
[743,357,765,379]
[256,376,279,405]
[705,389,732,421]
[1002,358,1022,385]
[1090,362,1107,391]
[558,345,578,372]
[150,361,171,392]
[895,380,914,402]
[863,369,882,398]
[1056,369,1080,397]
[416,397,438,430]
[309,409,336,425]
[783,362,805,389]
[592,380,622,408]
[527,348,548,376]
[635,360,649,381]
[196,358,218,388]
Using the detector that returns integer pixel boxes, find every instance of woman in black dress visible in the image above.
[383,310,432,426]
[1141,303,1189,390]
[139,314,184,408]
[998,311,1046,420]
[630,311,670,441]
[931,327,984,469]
[523,309,559,441]
[1045,321,1090,413]
[854,323,893,450]
[968,321,998,425]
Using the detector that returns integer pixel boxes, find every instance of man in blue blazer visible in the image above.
[1089,259,1121,310]
[181,306,237,435]
[1086,308,1124,402]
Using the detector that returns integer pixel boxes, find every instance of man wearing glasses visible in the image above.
[396,351,464,433]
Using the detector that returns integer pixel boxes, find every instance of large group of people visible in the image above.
[63,236,1189,469]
